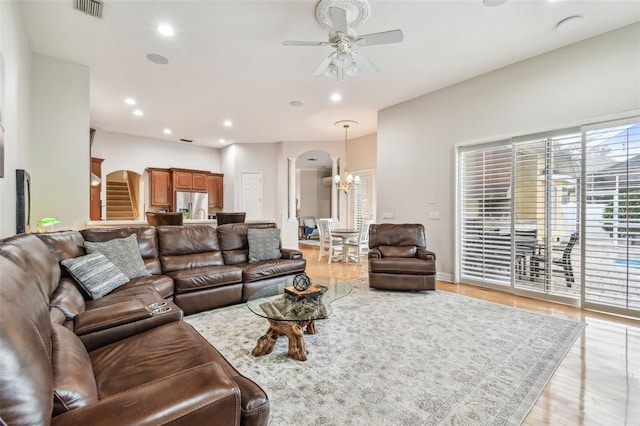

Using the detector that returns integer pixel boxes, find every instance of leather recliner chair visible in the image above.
[368,223,437,291]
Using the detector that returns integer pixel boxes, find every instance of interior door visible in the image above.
[240,172,262,220]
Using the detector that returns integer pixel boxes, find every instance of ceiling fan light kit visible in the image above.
[283,0,403,80]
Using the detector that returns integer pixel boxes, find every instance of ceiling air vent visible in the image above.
[180,138,193,143]
[73,0,104,19]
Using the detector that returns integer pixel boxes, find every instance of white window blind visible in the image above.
[458,117,639,318]
[459,144,512,286]
[353,172,373,229]
[584,119,640,315]
[512,131,581,300]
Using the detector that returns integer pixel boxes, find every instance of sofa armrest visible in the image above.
[417,249,436,261]
[74,300,152,335]
[368,248,382,259]
[279,248,302,260]
[52,362,240,426]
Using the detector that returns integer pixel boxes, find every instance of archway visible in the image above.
[105,170,143,220]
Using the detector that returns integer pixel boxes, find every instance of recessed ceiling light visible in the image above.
[146,54,169,65]
[157,24,174,37]
[289,100,303,107]
[163,128,172,135]
[133,109,144,117]
[223,120,233,127]
[556,15,584,32]
[219,139,226,144]
[331,93,342,102]
[124,97,136,105]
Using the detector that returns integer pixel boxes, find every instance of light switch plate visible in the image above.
[429,212,440,220]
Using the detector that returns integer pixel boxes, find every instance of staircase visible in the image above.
[106,181,134,220]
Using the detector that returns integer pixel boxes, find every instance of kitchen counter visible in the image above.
[85,219,217,228]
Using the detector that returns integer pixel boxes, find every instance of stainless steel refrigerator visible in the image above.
[175,192,209,220]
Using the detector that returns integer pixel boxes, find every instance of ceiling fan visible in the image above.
[283,5,403,79]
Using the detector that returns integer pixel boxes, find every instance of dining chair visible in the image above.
[317,218,343,264]
[344,219,374,264]
[530,232,579,287]
[146,212,184,226]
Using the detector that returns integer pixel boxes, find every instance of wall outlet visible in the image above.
[429,211,440,220]
[383,212,394,219]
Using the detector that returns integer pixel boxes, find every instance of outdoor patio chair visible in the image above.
[530,232,579,287]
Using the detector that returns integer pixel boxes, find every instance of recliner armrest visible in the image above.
[368,248,382,259]
[51,362,240,426]
[417,249,436,261]
[280,248,302,260]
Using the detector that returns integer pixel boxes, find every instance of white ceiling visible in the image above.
[19,0,640,148]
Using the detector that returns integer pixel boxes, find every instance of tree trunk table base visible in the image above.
[251,319,317,361]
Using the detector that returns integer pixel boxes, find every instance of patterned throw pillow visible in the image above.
[61,252,129,299]
[247,228,282,263]
[84,234,151,279]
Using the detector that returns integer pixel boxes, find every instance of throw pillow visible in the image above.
[84,234,151,279]
[247,228,282,263]
[60,252,130,300]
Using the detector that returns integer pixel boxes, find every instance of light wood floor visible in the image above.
[299,243,640,426]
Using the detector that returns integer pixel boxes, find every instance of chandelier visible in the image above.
[334,123,360,193]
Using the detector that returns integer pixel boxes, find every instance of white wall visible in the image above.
[226,143,280,221]
[377,24,640,282]
[346,132,376,173]
[91,130,222,177]
[299,169,331,218]
[0,1,32,238]
[31,54,89,232]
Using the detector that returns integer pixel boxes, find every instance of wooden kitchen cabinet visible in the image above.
[148,168,171,207]
[172,168,208,191]
[207,173,224,209]
[192,172,208,191]
[148,167,223,211]
[90,157,104,220]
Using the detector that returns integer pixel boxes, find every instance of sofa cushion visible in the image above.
[111,274,175,299]
[51,323,98,415]
[247,228,282,262]
[85,234,151,280]
[50,278,87,319]
[82,227,162,275]
[90,322,222,397]
[167,265,243,294]
[61,253,130,300]
[0,258,54,426]
[217,222,276,265]
[369,257,436,275]
[241,259,306,283]
[378,245,417,258]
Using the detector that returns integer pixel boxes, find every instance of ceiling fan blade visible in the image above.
[329,7,348,35]
[283,40,330,46]
[312,52,335,77]
[356,29,404,46]
[352,50,378,75]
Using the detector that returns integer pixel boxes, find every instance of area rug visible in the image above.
[185,278,585,425]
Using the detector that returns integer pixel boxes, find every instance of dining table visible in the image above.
[330,228,359,263]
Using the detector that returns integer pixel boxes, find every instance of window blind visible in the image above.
[584,119,640,315]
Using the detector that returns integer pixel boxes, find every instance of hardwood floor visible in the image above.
[299,243,640,426]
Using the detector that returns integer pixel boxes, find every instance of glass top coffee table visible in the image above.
[247,275,351,361]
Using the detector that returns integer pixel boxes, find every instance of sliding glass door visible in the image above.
[583,119,640,317]
[458,116,639,317]
[512,131,581,303]
[459,143,512,288]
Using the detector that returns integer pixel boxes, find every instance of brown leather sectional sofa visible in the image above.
[0,222,305,425]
